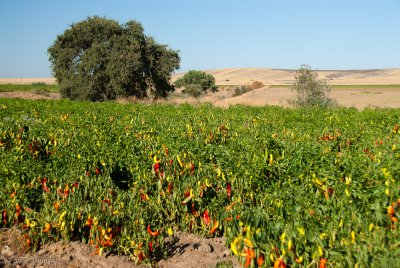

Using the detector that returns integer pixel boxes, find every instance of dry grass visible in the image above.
[0,78,57,85]
[172,68,400,86]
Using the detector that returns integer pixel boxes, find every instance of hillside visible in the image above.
[172,68,400,85]
[1,68,400,86]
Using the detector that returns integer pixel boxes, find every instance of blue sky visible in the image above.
[0,0,399,77]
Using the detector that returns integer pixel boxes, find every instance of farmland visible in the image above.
[0,98,400,267]
[0,83,59,93]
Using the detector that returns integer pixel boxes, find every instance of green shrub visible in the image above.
[31,82,47,86]
[232,85,253,97]
[291,64,336,108]
[184,84,203,98]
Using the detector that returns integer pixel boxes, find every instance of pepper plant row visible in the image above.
[0,99,399,267]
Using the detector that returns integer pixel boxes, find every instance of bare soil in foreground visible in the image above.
[0,228,239,268]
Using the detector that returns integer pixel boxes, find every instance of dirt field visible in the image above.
[0,228,239,268]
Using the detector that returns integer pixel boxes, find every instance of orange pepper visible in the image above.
[257,254,264,266]
[388,205,395,216]
[147,225,159,237]
[319,258,328,268]
[274,258,287,268]
[43,223,51,233]
[210,221,219,234]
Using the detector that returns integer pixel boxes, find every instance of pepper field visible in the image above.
[0,99,399,267]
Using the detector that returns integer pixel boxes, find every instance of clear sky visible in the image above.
[0,0,399,77]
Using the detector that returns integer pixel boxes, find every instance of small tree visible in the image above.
[48,16,180,101]
[174,70,216,96]
[291,64,336,108]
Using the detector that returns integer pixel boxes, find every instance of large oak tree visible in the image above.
[48,16,180,101]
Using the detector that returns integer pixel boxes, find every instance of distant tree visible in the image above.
[232,85,252,97]
[48,16,180,101]
[291,64,336,108]
[249,81,264,89]
[174,70,216,96]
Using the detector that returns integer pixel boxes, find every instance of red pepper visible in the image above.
[203,209,211,225]
[167,182,173,194]
[184,189,190,198]
[190,163,195,175]
[148,241,153,254]
[153,163,161,174]
[274,258,287,268]
[2,209,6,225]
[244,248,255,267]
[102,240,113,247]
[85,217,94,226]
[64,184,70,198]
[140,192,148,201]
[147,225,159,237]
[191,202,199,217]
[41,178,50,193]
[227,183,231,199]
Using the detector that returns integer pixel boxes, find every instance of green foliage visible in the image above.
[1,98,400,266]
[31,82,47,86]
[0,83,59,93]
[232,85,253,97]
[184,84,203,98]
[292,64,336,108]
[48,16,180,101]
[174,70,216,93]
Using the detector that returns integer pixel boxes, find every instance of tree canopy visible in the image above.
[174,70,216,91]
[48,16,180,101]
